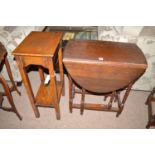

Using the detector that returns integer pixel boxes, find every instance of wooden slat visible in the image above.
[72,103,119,112]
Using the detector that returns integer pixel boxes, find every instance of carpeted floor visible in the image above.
[0,71,152,129]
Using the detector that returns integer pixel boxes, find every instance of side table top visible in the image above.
[63,40,147,66]
[13,32,62,57]
[63,40,147,93]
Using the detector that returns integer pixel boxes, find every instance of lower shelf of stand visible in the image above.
[35,81,63,107]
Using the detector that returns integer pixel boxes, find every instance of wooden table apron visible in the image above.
[13,32,64,120]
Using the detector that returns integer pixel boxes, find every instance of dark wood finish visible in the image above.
[0,42,22,120]
[0,93,3,105]
[68,75,133,116]
[13,32,64,120]
[64,40,147,93]
[63,40,147,115]
[58,47,65,96]
[145,86,155,128]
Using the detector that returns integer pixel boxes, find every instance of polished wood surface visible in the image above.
[0,42,22,120]
[63,40,147,93]
[64,40,146,64]
[63,40,147,116]
[13,32,64,120]
[13,32,62,57]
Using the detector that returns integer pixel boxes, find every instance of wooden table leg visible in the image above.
[4,57,21,95]
[58,47,65,96]
[80,88,85,115]
[15,56,40,118]
[116,83,132,117]
[145,87,155,128]
[0,93,3,105]
[68,75,73,113]
[0,75,22,120]
[38,66,45,84]
[49,60,60,120]
[146,101,152,128]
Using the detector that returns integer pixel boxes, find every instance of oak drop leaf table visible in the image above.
[63,40,147,116]
[13,32,64,120]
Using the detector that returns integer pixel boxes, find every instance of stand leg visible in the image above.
[58,47,65,96]
[0,75,22,120]
[116,84,132,117]
[80,88,85,115]
[49,59,61,120]
[69,75,73,113]
[146,104,152,129]
[52,76,60,120]
[107,91,115,109]
[5,57,21,95]
[38,66,45,84]
[15,56,40,118]
[145,86,155,128]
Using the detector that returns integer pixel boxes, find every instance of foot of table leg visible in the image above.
[69,76,73,113]
[0,75,22,120]
[58,47,65,96]
[80,88,85,115]
[15,56,40,118]
[5,57,21,96]
[146,123,150,129]
[54,102,60,120]
[116,84,132,117]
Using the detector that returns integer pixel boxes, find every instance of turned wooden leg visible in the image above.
[145,87,155,105]
[0,75,22,120]
[146,100,152,129]
[80,88,85,115]
[0,93,3,105]
[115,92,122,117]
[69,75,73,113]
[145,86,155,128]
[107,91,115,109]
[4,57,21,95]
[116,84,132,117]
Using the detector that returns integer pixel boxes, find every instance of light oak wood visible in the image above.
[13,32,64,120]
